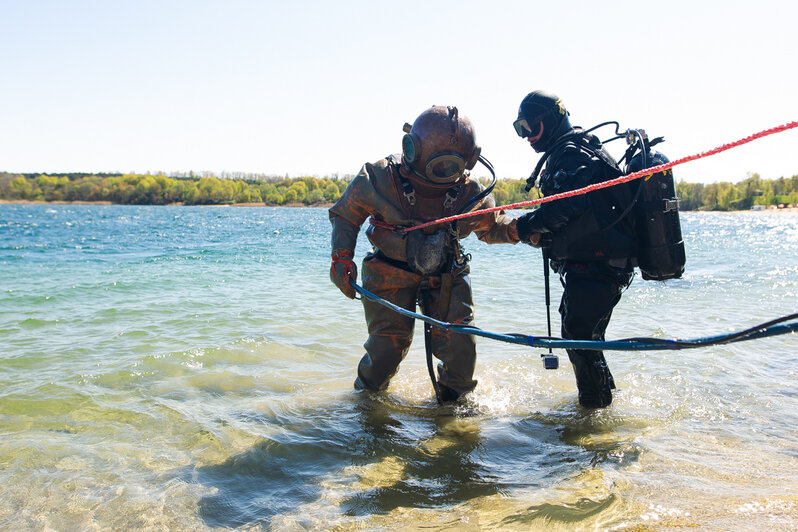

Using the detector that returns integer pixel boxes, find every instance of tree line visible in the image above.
[0,173,350,206]
[0,171,796,210]
[674,173,798,210]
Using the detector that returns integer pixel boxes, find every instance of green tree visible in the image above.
[180,181,198,204]
[716,182,737,211]
[9,177,33,199]
[675,181,702,211]
[283,188,298,204]
[263,190,284,205]
[197,177,232,204]
[288,181,308,203]
[305,188,325,205]
[701,183,720,210]
[323,182,341,202]
[77,178,101,201]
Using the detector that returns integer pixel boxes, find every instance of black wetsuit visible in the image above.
[517,131,636,407]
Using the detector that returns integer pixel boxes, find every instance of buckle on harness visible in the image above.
[443,190,458,210]
[398,175,416,207]
[663,198,680,213]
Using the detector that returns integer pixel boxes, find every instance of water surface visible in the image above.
[1,205,796,530]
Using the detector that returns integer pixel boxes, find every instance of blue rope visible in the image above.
[350,280,798,351]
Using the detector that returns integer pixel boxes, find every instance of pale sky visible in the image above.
[1,0,795,184]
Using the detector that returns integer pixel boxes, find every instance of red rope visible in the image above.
[377,121,797,233]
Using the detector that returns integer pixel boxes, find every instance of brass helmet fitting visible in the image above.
[401,106,481,185]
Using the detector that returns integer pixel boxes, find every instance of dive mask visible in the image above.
[513,118,542,139]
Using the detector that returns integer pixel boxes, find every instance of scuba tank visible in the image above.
[624,130,685,280]
[525,122,686,280]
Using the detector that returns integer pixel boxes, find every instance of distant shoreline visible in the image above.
[0,199,334,208]
[738,206,798,214]
[0,199,795,213]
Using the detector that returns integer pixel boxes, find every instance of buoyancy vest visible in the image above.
[541,133,638,262]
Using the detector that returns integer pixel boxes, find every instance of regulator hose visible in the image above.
[458,155,497,214]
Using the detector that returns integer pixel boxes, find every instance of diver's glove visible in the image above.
[515,213,551,248]
[515,212,537,242]
[330,250,357,299]
[528,232,551,249]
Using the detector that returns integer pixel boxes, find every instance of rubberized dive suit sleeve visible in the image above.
[458,188,520,244]
[330,213,359,256]
[329,214,359,298]
[328,160,413,297]
[329,163,409,229]
[328,163,412,253]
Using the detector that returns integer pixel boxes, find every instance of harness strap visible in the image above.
[418,282,443,405]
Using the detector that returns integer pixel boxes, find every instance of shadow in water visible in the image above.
[191,430,351,528]
[189,399,362,528]
[501,493,620,527]
[340,396,502,516]
[188,392,641,528]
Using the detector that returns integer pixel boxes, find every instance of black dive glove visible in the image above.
[515,212,536,241]
[516,213,551,248]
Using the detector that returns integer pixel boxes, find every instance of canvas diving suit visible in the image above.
[329,155,517,399]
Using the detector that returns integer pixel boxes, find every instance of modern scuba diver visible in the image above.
[329,105,520,402]
[513,90,638,408]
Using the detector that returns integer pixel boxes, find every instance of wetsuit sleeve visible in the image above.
[459,191,519,244]
[516,147,594,236]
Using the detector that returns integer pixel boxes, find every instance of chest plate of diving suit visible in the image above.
[405,228,449,275]
[394,163,464,276]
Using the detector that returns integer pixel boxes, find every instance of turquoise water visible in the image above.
[1,204,797,531]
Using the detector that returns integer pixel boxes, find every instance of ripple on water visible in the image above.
[2,207,798,530]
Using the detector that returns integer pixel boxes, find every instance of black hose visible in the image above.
[618,312,798,348]
[418,284,443,405]
[602,129,648,232]
[459,155,497,214]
